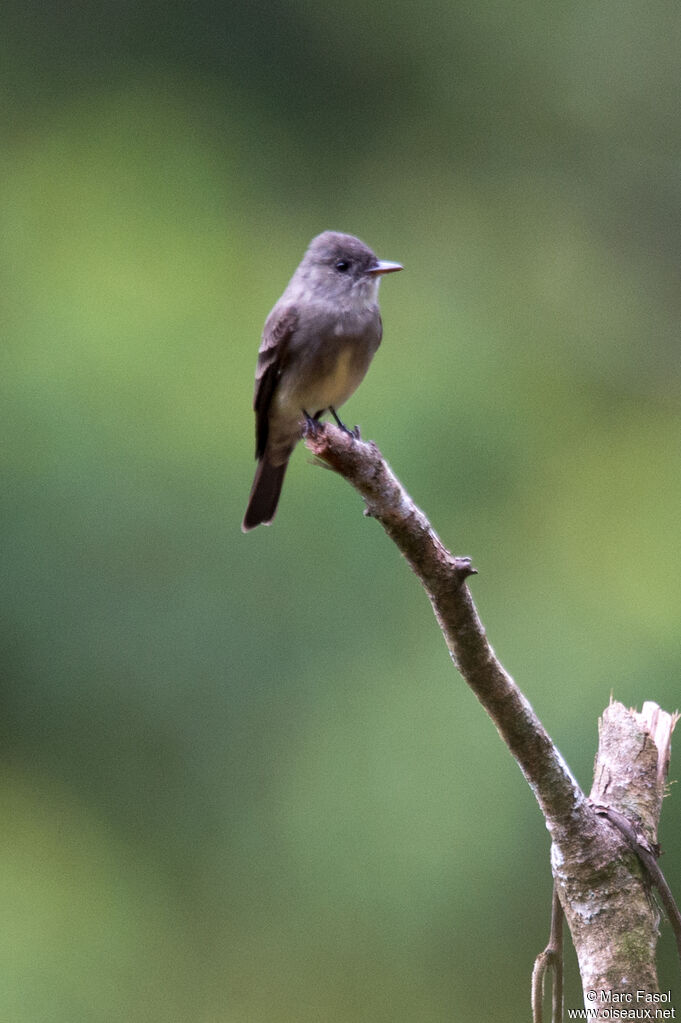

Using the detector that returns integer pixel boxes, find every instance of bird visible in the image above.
[242,231,402,531]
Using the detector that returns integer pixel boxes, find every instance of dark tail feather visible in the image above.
[242,457,289,532]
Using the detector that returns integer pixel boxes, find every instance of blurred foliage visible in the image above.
[2,1,681,1019]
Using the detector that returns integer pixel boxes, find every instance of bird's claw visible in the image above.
[329,407,360,440]
[302,410,321,437]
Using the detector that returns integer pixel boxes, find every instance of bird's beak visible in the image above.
[367,260,403,275]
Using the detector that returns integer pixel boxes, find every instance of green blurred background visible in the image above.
[2,2,681,1019]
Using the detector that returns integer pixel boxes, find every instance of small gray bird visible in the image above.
[242,231,402,531]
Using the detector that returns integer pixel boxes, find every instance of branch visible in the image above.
[305,421,586,831]
[304,422,678,1013]
[589,701,681,975]
[592,802,681,966]
[532,885,564,1023]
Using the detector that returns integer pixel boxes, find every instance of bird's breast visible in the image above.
[313,344,365,408]
[276,310,381,416]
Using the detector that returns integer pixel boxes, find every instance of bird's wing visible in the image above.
[253,304,298,459]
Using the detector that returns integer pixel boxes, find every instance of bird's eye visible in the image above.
[335,259,350,273]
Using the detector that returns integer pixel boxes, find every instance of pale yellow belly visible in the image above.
[307,346,363,409]
[275,344,368,416]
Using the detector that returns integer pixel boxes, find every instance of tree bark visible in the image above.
[304,422,678,1017]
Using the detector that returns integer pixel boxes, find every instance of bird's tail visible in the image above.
[242,457,289,532]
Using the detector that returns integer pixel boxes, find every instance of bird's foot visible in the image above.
[302,410,322,437]
[329,407,361,440]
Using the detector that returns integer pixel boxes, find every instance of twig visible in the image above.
[532,885,564,1023]
[592,802,681,968]
[303,421,586,831]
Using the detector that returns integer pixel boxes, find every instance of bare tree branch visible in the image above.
[304,422,678,1015]
[592,802,681,965]
[532,885,564,1023]
[305,421,586,827]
